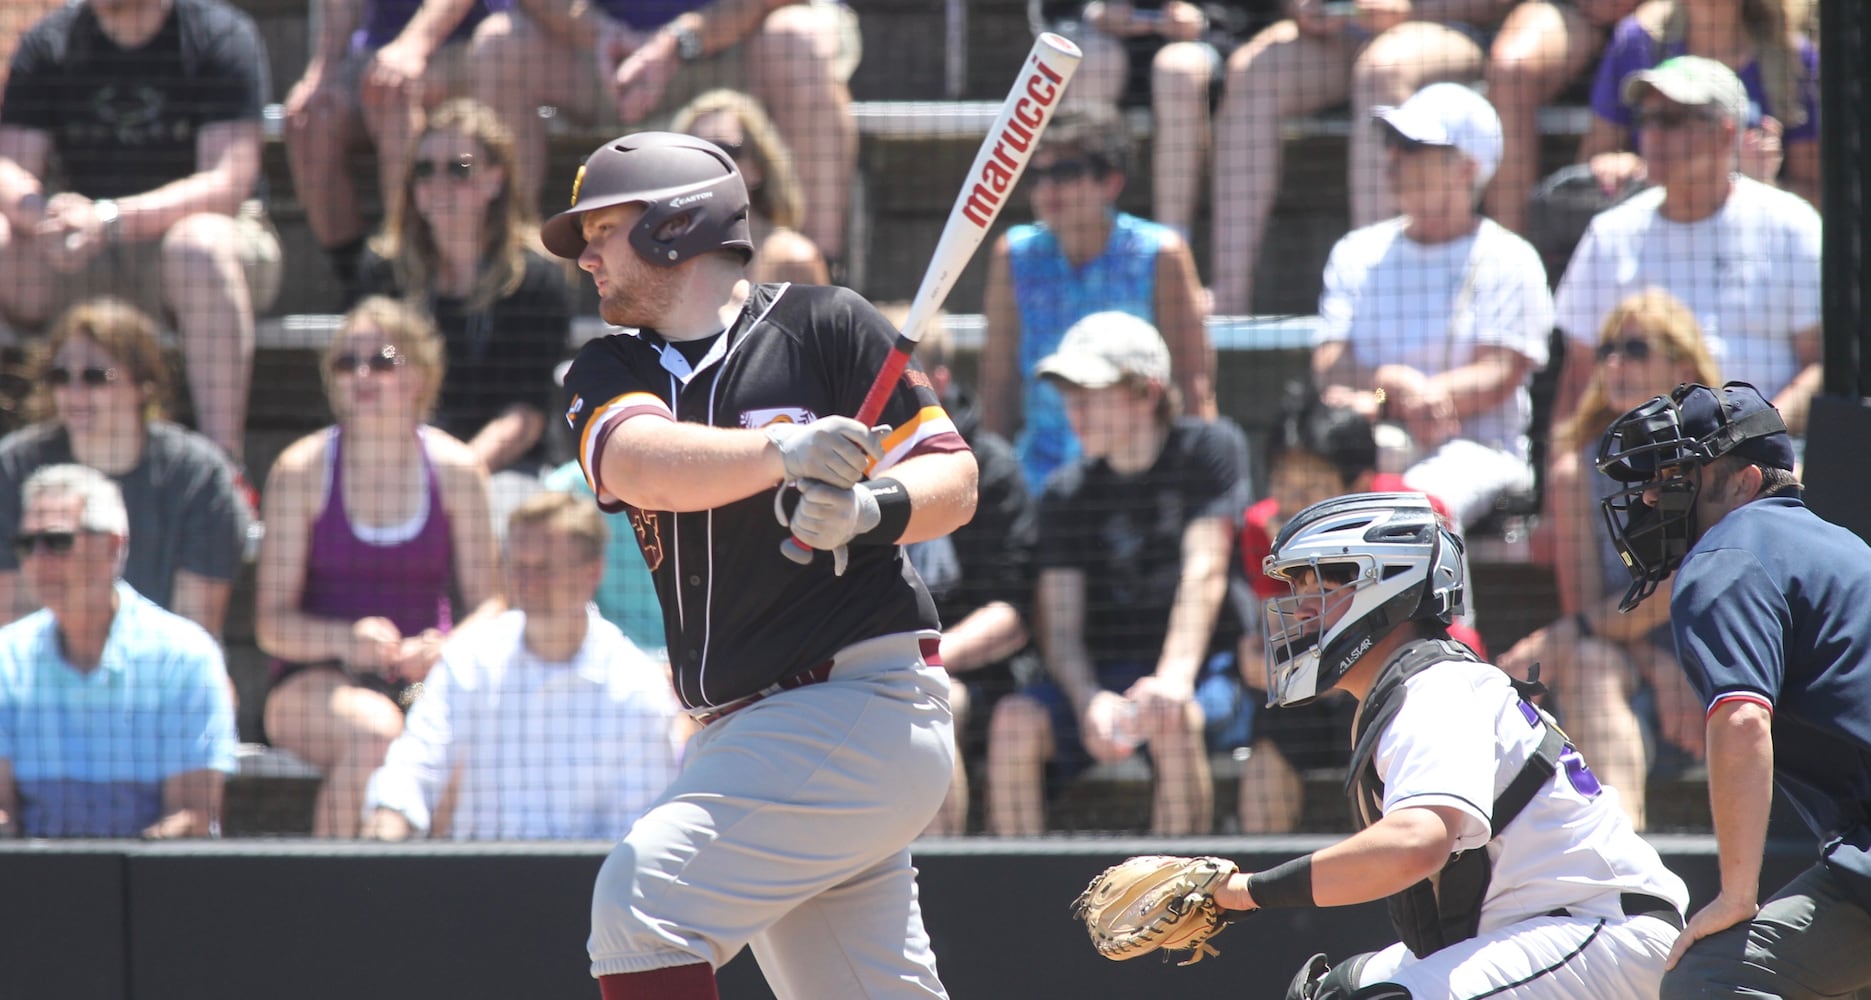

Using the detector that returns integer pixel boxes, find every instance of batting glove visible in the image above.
[788,480,884,576]
[765,418,890,490]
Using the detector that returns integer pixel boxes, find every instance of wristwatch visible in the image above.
[668,23,704,62]
[92,198,121,243]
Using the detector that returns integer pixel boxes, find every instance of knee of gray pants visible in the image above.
[589,843,720,975]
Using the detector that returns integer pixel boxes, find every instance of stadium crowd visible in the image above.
[0,0,1830,843]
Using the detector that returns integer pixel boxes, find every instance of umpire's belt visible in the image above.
[689,635,943,726]
[1547,892,1684,930]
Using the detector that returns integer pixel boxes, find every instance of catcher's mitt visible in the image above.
[1072,855,1243,966]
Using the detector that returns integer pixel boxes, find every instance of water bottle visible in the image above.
[1110,698,1143,753]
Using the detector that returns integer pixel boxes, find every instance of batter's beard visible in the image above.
[597,268,680,329]
[597,295,639,328]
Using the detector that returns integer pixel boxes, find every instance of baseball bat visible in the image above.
[783,31,1083,565]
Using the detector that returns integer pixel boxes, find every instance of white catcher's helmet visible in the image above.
[1261,492,1467,707]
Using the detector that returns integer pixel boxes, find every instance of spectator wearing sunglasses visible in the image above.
[256,296,504,838]
[355,99,573,511]
[1312,82,1552,530]
[284,0,495,302]
[1027,1,1267,245]
[0,463,237,838]
[0,0,282,471]
[0,299,249,636]
[670,89,829,285]
[1208,0,1494,315]
[979,105,1214,492]
[1500,288,1719,830]
[1574,0,1817,210]
[1553,56,1822,441]
[1518,2,1815,301]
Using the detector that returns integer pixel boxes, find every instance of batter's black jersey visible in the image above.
[561,283,971,709]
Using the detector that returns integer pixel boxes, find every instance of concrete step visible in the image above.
[224,743,321,837]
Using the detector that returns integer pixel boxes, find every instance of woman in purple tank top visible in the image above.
[257,297,504,838]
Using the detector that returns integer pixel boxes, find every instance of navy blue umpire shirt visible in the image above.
[1670,495,1871,896]
[561,282,970,711]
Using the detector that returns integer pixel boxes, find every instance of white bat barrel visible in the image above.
[894,32,1083,349]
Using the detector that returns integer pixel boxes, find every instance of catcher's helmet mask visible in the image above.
[541,131,755,266]
[1262,493,1466,708]
[1595,380,1792,612]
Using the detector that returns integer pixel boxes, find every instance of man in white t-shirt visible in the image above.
[1212,493,1687,999]
[1314,83,1553,529]
[360,490,684,841]
[1554,56,1822,434]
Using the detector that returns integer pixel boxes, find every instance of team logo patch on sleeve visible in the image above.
[565,394,585,428]
[628,506,666,572]
[740,407,818,428]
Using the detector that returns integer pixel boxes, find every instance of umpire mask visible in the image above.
[1596,382,1794,612]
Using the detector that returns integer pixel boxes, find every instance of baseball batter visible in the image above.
[1599,382,1871,997]
[545,132,977,1000]
[1227,493,1688,999]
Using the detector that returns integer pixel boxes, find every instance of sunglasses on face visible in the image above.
[1027,159,1100,184]
[1634,107,1717,132]
[12,530,83,559]
[411,155,475,182]
[1595,337,1657,362]
[329,345,405,376]
[45,366,119,387]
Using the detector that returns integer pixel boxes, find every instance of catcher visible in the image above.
[1076,492,1690,998]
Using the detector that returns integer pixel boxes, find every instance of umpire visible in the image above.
[1599,380,1871,996]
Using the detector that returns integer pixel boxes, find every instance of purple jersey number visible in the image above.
[1518,700,1602,798]
[1558,744,1603,799]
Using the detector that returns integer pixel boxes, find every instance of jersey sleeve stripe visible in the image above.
[1707,691,1774,718]
[872,406,960,474]
[579,392,674,496]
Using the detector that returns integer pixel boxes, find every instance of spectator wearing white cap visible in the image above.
[984,311,1256,837]
[1553,55,1822,439]
[1312,82,1554,530]
[1209,2,1494,315]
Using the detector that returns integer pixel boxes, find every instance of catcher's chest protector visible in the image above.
[1345,638,1566,958]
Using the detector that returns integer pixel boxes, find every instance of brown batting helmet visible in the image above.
[541,131,755,266]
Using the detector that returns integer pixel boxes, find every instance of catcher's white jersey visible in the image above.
[1371,661,1690,932]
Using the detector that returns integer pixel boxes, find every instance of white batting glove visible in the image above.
[788,481,884,576]
[765,418,890,490]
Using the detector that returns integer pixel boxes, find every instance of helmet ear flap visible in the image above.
[652,209,700,244]
[1424,527,1466,625]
